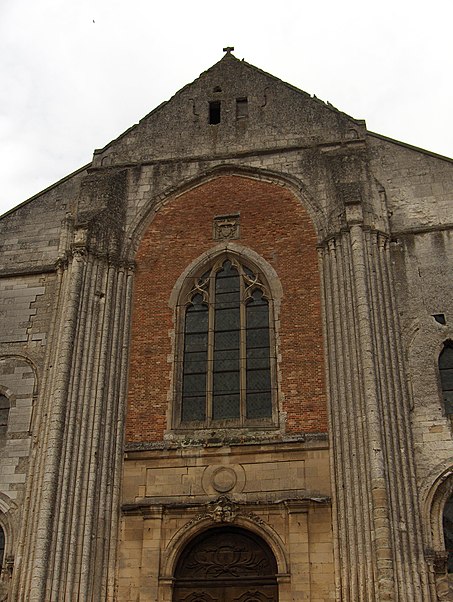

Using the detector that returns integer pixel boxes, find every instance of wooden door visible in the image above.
[173,527,278,602]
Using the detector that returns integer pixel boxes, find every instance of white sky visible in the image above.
[1,0,452,216]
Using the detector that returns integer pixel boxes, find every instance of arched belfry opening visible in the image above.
[173,526,278,602]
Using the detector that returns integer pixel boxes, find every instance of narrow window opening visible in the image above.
[444,493,453,572]
[236,97,248,119]
[0,395,9,436]
[209,101,221,125]
[439,341,453,415]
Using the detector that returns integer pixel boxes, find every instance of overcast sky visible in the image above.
[1,0,452,216]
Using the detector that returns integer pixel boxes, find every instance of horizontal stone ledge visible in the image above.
[125,432,329,455]
[121,494,331,516]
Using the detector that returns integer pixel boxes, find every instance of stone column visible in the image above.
[11,245,133,601]
[320,196,432,601]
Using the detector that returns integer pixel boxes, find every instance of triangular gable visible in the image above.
[92,52,366,168]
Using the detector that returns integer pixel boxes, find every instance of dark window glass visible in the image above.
[181,396,206,422]
[439,342,453,414]
[213,262,240,419]
[209,101,221,124]
[179,259,274,427]
[245,289,272,420]
[214,330,240,351]
[247,391,272,419]
[212,393,240,420]
[0,395,9,435]
[443,493,453,573]
[182,296,208,422]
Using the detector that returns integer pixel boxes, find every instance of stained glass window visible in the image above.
[179,257,275,428]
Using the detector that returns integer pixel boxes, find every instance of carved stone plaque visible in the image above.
[213,214,240,241]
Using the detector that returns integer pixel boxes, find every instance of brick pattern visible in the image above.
[127,175,327,442]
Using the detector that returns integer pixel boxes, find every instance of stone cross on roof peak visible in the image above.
[223,46,235,54]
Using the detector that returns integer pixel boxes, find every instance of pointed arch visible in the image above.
[171,246,281,431]
[123,165,326,262]
[0,494,18,570]
[422,466,453,572]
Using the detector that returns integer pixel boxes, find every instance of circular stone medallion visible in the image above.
[212,467,237,492]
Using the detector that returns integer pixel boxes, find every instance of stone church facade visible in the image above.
[0,51,452,601]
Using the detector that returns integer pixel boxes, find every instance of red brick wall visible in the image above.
[126,175,327,441]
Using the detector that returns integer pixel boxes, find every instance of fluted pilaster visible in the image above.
[321,221,432,601]
[11,249,133,601]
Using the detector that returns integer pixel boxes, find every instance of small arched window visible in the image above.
[0,395,9,436]
[443,492,453,572]
[439,341,453,415]
[175,255,277,429]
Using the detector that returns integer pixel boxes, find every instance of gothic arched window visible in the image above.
[439,341,453,415]
[175,256,277,429]
[443,492,453,573]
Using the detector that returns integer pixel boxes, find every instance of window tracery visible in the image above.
[175,255,277,429]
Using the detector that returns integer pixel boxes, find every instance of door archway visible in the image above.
[173,526,278,602]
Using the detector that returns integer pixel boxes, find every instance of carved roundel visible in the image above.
[202,464,245,495]
[212,467,237,493]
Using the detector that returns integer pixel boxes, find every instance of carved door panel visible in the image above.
[173,591,221,602]
[173,527,278,602]
[230,586,277,601]
[173,586,277,602]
